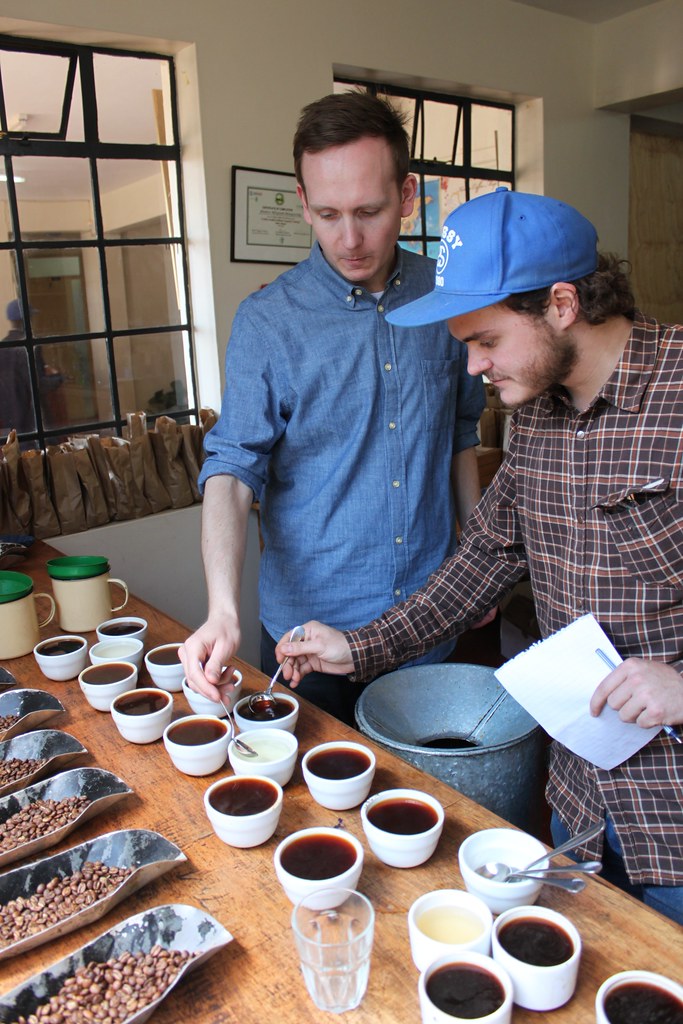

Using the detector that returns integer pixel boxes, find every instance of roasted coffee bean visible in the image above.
[0,759,49,786]
[9,946,195,1024]
[0,862,133,946]
[0,797,90,852]
[0,715,20,733]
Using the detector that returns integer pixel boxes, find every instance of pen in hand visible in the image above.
[595,648,683,744]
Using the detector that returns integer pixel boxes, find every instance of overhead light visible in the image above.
[0,175,26,183]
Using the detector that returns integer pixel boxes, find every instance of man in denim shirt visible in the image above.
[181,93,485,724]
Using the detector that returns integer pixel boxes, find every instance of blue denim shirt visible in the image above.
[200,242,484,642]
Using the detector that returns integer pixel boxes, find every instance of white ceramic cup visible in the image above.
[204,774,283,848]
[274,827,364,907]
[90,637,144,672]
[110,688,173,744]
[418,951,513,1024]
[163,714,230,776]
[145,643,185,692]
[408,890,493,973]
[33,635,88,681]
[595,969,683,1023]
[302,741,376,810]
[491,905,582,1012]
[361,788,444,868]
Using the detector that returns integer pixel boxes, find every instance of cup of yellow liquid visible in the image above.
[408,889,493,973]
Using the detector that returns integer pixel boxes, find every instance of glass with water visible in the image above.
[291,888,375,1013]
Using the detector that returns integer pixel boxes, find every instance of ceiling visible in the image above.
[508,0,664,22]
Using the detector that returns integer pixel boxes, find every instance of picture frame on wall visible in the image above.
[230,166,313,264]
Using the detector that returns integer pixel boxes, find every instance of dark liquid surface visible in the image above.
[167,718,227,745]
[240,696,292,721]
[366,797,438,835]
[426,964,505,1020]
[604,982,683,1024]
[420,736,478,749]
[82,663,133,685]
[280,833,357,880]
[209,777,278,816]
[497,917,574,967]
[148,646,181,665]
[39,639,83,656]
[307,747,371,780]
[99,622,142,636]
[114,690,168,716]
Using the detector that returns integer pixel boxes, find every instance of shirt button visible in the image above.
[395,536,403,544]
[354,288,363,296]
[392,480,400,488]
[384,362,392,371]
[394,279,401,287]
[346,295,353,303]
[577,512,585,525]
[394,588,401,596]
[389,421,396,430]
[378,304,384,312]
[576,429,586,439]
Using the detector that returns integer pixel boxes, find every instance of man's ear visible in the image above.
[547,282,580,328]
[400,174,418,217]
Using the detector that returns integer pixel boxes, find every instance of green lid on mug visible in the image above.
[47,555,110,580]
[0,570,33,603]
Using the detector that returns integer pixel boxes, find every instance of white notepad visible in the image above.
[495,614,659,770]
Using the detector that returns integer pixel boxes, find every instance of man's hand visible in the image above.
[590,658,683,729]
[179,613,241,703]
[275,621,355,685]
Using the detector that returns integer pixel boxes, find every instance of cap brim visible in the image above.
[386,288,513,327]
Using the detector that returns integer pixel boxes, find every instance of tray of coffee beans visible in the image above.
[0,766,133,870]
[0,690,65,742]
[0,730,87,797]
[0,902,233,1024]
[0,828,187,960]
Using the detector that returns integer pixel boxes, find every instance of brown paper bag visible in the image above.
[150,416,193,509]
[20,449,60,538]
[99,437,149,520]
[71,445,110,528]
[46,445,87,535]
[124,412,171,514]
[180,423,204,502]
[200,407,217,435]
[0,432,31,532]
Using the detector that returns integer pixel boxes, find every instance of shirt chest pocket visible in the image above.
[421,360,459,435]
[597,477,683,589]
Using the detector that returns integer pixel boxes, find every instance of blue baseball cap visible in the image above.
[387,188,598,326]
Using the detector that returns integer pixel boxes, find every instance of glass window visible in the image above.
[0,38,196,448]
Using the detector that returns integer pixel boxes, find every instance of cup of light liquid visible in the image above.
[408,890,493,973]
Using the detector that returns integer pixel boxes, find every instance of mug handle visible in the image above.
[109,578,129,613]
[34,592,56,628]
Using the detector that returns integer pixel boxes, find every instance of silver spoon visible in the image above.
[479,860,602,883]
[475,819,605,882]
[222,702,258,757]
[247,625,305,714]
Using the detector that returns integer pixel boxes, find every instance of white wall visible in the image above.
[2,0,680,667]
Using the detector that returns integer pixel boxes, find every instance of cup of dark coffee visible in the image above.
[492,905,581,1011]
[163,715,230,775]
[418,951,513,1023]
[34,635,88,681]
[96,617,148,644]
[204,775,283,847]
[595,970,683,1024]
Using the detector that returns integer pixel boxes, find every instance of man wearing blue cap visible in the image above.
[276,188,683,923]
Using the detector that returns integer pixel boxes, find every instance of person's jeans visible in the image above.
[550,811,683,925]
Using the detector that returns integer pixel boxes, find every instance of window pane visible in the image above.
[0,50,75,136]
[99,160,180,238]
[94,54,174,144]
[0,253,23,329]
[398,238,424,256]
[106,244,184,330]
[24,248,105,337]
[114,331,192,416]
[416,100,463,164]
[471,104,513,172]
[469,178,510,201]
[36,337,112,430]
[0,174,16,242]
[13,157,94,240]
[378,92,416,151]
[0,343,35,436]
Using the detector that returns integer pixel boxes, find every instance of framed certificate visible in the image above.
[230,166,313,264]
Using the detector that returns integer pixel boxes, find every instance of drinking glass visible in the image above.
[291,887,374,1013]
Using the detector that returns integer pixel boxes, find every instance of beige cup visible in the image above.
[0,591,56,659]
[51,573,128,632]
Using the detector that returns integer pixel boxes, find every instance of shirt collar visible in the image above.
[310,241,404,307]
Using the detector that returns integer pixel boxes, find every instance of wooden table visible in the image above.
[0,541,680,1022]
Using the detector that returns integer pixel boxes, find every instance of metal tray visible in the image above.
[0,828,187,960]
[0,766,133,870]
[0,903,233,1024]
[0,730,87,797]
[0,668,17,691]
[0,689,65,741]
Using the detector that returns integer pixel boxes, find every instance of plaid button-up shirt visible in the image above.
[347,311,683,884]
